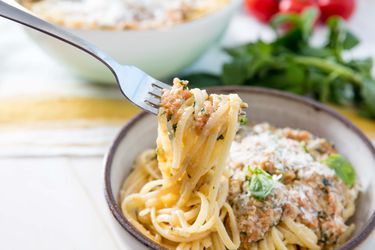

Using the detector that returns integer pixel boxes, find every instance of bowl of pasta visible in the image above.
[10,0,241,83]
[104,83,375,250]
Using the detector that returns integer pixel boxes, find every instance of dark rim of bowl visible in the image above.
[104,86,375,250]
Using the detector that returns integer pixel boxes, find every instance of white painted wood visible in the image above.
[0,158,122,250]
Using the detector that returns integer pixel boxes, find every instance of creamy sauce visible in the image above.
[227,123,358,249]
[23,0,229,30]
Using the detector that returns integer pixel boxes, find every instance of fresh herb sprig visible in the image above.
[248,167,275,200]
[184,8,375,119]
[324,154,356,187]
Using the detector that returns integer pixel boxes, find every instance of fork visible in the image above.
[0,1,171,115]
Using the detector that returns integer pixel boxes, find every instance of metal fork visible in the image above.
[0,1,171,115]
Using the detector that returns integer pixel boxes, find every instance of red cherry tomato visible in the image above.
[245,0,279,23]
[279,0,317,14]
[317,0,355,22]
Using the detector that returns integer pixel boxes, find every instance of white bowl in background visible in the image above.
[12,0,241,84]
[104,87,375,250]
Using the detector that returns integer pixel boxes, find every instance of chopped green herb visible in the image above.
[247,165,252,173]
[301,142,309,153]
[239,114,248,125]
[172,123,177,135]
[156,148,161,157]
[247,167,275,200]
[240,232,247,237]
[324,154,355,187]
[217,134,224,140]
[151,152,157,160]
[322,177,330,186]
[245,175,251,182]
[319,232,330,244]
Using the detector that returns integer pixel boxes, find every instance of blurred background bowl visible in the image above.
[12,0,241,84]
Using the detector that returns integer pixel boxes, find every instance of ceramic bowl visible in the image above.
[11,0,241,84]
[104,87,375,250]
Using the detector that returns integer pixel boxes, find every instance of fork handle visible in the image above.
[0,1,120,75]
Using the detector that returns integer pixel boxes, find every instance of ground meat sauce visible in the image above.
[161,78,215,131]
[160,78,192,121]
[227,123,358,249]
[195,100,214,131]
[229,172,286,242]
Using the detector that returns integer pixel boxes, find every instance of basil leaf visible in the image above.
[183,73,222,88]
[362,78,375,117]
[346,58,373,76]
[222,60,249,85]
[182,8,375,120]
[271,13,301,33]
[343,31,360,50]
[300,7,319,41]
[248,168,275,200]
[325,154,356,187]
[330,78,354,106]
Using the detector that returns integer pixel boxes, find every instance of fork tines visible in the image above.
[145,81,171,113]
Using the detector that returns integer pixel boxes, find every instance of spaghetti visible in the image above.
[120,81,358,250]
[228,124,358,250]
[121,78,245,249]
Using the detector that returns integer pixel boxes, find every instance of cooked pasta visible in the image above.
[228,124,358,250]
[120,80,359,250]
[121,78,245,249]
